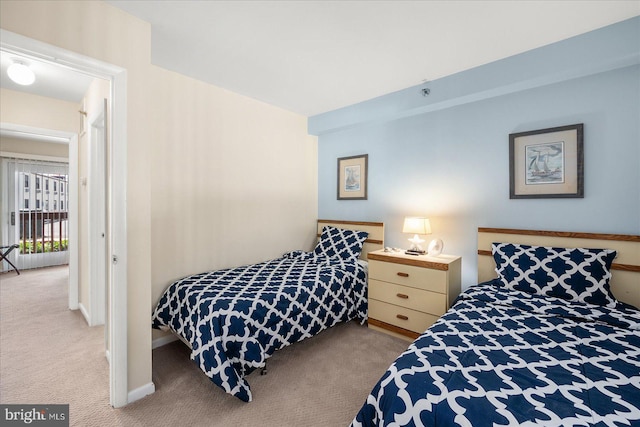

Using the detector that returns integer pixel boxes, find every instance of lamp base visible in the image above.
[405,249,426,256]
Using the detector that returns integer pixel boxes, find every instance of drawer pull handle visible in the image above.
[396,293,409,299]
[397,272,409,278]
[396,314,409,321]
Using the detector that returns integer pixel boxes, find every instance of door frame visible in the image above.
[0,29,129,408]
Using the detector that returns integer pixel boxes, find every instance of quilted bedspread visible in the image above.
[352,280,640,426]
[152,250,367,402]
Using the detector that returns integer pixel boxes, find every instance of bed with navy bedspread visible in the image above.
[352,243,640,426]
[152,226,369,402]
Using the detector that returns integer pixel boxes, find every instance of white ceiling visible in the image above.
[0,50,94,103]
[1,2,638,116]
[106,0,640,116]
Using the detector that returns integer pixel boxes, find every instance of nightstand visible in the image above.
[367,249,461,340]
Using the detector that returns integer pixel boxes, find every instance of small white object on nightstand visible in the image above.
[427,238,444,256]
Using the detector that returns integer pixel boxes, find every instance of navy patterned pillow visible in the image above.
[314,226,368,262]
[492,242,617,307]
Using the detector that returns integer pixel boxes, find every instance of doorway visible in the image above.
[1,29,129,408]
[2,158,70,271]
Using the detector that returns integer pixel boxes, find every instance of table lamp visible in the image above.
[403,217,431,255]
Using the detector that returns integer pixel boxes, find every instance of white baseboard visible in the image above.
[152,334,179,349]
[128,382,155,404]
[78,302,90,325]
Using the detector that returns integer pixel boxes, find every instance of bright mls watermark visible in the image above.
[1,405,69,426]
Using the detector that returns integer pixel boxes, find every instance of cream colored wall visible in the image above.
[1,0,318,397]
[149,68,318,306]
[0,88,78,132]
[0,136,69,158]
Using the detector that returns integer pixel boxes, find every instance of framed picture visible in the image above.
[337,154,368,200]
[509,124,583,199]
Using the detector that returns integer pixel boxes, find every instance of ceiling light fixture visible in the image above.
[7,60,36,86]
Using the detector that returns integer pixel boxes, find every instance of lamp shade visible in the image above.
[402,217,431,235]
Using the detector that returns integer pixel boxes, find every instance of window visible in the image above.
[45,179,49,191]
[24,199,29,209]
[54,181,57,192]
[61,183,65,193]
[61,200,65,210]
[54,200,57,211]
[24,175,29,188]
[36,176,40,190]
[36,199,41,209]
[45,200,49,211]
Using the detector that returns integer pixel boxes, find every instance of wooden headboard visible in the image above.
[317,219,384,260]
[478,227,640,309]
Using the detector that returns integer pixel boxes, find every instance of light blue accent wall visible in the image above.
[311,17,640,289]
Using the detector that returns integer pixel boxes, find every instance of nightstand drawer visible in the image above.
[369,299,439,334]
[369,259,447,293]
[369,279,447,315]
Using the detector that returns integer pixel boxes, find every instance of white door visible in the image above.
[1,158,70,271]
[89,103,107,326]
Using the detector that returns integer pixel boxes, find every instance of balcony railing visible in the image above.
[18,211,69,254]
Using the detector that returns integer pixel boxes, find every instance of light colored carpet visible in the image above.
[1,266,410,426]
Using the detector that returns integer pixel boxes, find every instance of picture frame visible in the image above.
[509,124,583,199]
[337,154,368,200]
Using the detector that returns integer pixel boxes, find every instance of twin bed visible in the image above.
[152,222,640,426]
[152,220,384,402]
[351,228,640,426]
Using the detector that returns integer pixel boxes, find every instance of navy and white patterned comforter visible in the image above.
[152,250,367,402]
[352,280,640,426]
